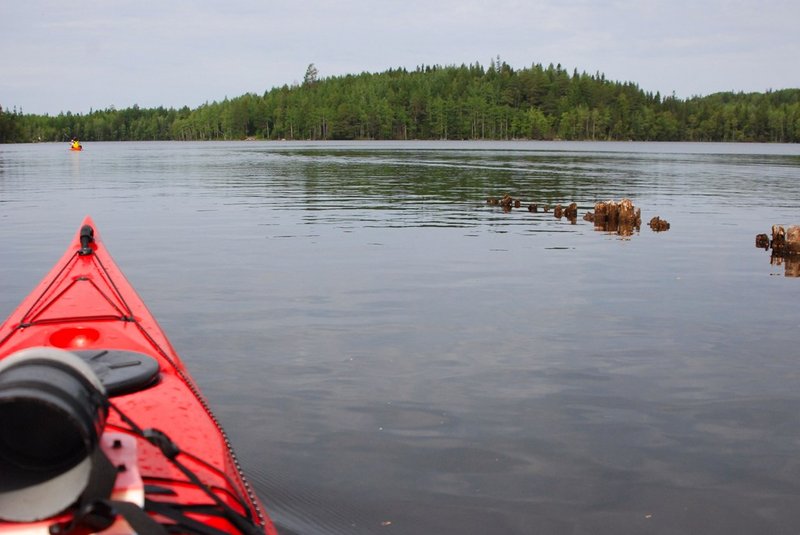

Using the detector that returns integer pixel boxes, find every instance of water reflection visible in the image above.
[770,254,800,277]
[2,141,800,535]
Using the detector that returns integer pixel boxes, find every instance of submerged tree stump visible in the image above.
[648,216,670,232]
[789,226,800,252]
[756,226,800,276]
[487,194,521,211]
[768,225,800,255]
[553,202,578,223]
[590,199,641,235]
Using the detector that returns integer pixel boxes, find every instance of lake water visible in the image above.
[1,140,800,534]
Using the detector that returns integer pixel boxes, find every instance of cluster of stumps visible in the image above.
[486,195,670,235]
[756,225,800,276]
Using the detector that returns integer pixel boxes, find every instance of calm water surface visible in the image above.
[1,141,800,534]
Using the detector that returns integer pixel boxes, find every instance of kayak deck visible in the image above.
[0,218,276,534]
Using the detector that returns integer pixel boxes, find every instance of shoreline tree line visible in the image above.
[1,61,799,143]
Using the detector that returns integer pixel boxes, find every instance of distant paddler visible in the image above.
[70,137,82,151]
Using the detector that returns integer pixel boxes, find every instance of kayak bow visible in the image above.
[0,218,277,535]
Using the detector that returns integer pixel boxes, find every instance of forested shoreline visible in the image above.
[2,61,799,143]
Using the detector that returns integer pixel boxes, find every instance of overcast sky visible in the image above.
[2,0,798,115]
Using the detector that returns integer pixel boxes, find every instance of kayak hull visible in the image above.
[0,218,277,534]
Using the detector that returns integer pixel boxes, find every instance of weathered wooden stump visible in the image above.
[787,226,800,253]
[592,199,641,235]
[488,194,522,211]
[757,226,800,276]
[648,216,670,232]
[769,225,800,255]
[771,225,785,251]
[528,203,538,212]
[552,202,578,222]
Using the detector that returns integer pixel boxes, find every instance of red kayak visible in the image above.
[0,218,278,535]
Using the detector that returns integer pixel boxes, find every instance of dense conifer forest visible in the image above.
[2,61,799,143]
